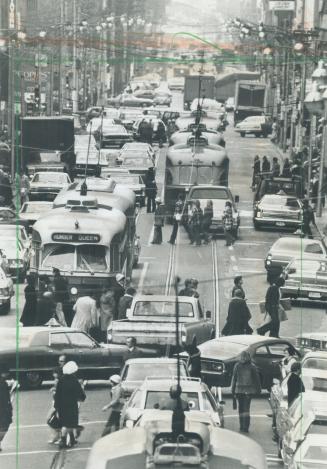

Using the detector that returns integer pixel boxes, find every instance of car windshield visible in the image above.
[133,301,194,317]
[145,391,200,410]
[262,196,299,208]
[303,445,327,460]
[32,173,69,184]
[200,340,248,357]
[42,244,108,272]
[113,176,140,185]
[190,188,229,200]
[123,363,187,381]
[122,157,151,167]
[303,358,327,370]
[21,203,52,213]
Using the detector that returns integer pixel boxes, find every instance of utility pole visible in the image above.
[58,0,64,114]
[72,0,78,113]
[317,103,327,217]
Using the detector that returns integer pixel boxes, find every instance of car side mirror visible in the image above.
[235,195,240,203]
[205,310,212,320]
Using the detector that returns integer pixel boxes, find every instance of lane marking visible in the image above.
[0,447,92,457]
[238,257,263,262]
[147,226,154,246]
[138,262,149,292]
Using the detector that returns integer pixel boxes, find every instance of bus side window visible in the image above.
[110,244,120,272]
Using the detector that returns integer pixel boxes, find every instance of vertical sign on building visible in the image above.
[9,0,15,29]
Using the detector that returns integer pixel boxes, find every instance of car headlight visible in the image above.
[256,209,262,218]
[70,287,78,295]
[125,420,134,428]
[107,331,113,342]
[0,288,9,296]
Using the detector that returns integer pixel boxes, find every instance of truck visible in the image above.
[234,81,267,125]
[184,75,215,110]
[108,295,215,351]
[20,116,75,177]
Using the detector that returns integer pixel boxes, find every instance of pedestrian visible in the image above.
[251,155,260,190]
[0,365,13,451]
[157,120,166,146]
[102,375,123,435]
[118,287,136,320]
[20,275,38,326]
[190,278,200,298]
[35,291,57,326]
[138,119,149,143]
[0,170,12,207]
[112,273,126,319]
[231,275,246,299]
[47,368,62,444]
[168,194,183,245]
[52,268,71,325]
[186,343,201,378]
[257,277,283,338]
[282,158,292,178]
[179,279,197,297]
[281,346,298,378]
[301,199,316,239]
[144,120,153,145]
[18,171,30,206]
[151,197,165,244]
[98,289,115,342]
[145,168,157,213]
[202,200,213,244]
[122,337,143,362]
[54,361,86,448]
[71,293,98,333]
[287,362,305,407]
[310,172,319,210]
[189,200,203,246]
[222,201,235,247]
[221,289,252,336]
[262,155,270,173]
[271,157,280,177]
[231,351,261,433]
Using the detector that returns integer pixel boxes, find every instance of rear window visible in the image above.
[304,244,324,255]
[134,301,194,318]
[304,445,327,460]
[303,358,327,370]
[145,391,200,410]
[308,420,327,435]
[262,196,299,208]
[123,363,187,381]
[190,188,229,200]
[200,340,248,357]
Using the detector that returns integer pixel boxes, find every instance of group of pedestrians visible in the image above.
[20,269,137,342]
[251,154,291,190]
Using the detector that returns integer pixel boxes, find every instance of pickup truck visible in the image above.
[108,295,215,349]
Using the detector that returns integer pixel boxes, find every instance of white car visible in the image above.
[0,266,14,314]
[29,172,71,201]
[235,115,271,137]
[289,433,327,468]
[19,201,53,232]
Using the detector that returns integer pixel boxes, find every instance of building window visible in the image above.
[27,0,37,12]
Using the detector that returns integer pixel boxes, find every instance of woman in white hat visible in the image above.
[54,361,86,448]
[102,375,123,436]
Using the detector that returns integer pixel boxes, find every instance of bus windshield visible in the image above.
[41,244,108,272]
[167,166,222,186]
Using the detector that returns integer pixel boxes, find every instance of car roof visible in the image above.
[303,351,327,359]
[124,358,182,366]
[205,334,284,346]
[274,237,322,247]
[132,295,197,303]
[139,377,204,392]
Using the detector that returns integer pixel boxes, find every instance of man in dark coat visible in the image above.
[302,199,316,239]
[145,171,157,214]
[222,289,252,336]
[122,337,143,362]
[35,291,57,326]
[52,268,71,325]
[54,361,86,448]
[118,287,136,320]
[287,362,305,407]
[231,276,246,299]
[20,275,38,326]
[257,277,282,338]
[251,155,260,190]
[151,197,164,244]
[111,273,126,319]
[0,365,13,451]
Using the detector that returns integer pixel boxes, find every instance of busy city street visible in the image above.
[0,1,327,469]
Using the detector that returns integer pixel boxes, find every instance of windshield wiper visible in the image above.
[79,256,94,276]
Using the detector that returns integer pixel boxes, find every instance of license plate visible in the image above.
[276,222,285,227]
[309,292,321,298]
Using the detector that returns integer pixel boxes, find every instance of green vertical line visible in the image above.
[13,46,21,469]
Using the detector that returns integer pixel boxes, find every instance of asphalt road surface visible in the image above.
[0,90,325,468]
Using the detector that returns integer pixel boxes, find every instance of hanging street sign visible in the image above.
[269,1,295,11]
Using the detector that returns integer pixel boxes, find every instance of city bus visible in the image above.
[164,135,229,216]
[30,203,130,301]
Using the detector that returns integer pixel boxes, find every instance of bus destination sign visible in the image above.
[52,233,101,243]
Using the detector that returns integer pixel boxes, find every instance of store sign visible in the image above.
[269,1,295,10]
[52,233,101,243]
[8,0,15,29]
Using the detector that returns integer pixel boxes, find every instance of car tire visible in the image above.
[3,300,10,315]
[240,132,245,138]
[21,371,43,389]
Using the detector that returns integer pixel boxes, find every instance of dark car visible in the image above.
[195,335,300,390]
[107,94,153,108]
[0,327,139,389]
[254,175,303,204]
[253,193,303,231]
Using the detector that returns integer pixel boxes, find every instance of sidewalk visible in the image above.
[314,208,327,246]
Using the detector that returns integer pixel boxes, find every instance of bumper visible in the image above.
[281,285,327,301]
[254,217,301,229]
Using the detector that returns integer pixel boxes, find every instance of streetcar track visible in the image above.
[211,240,220,337]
